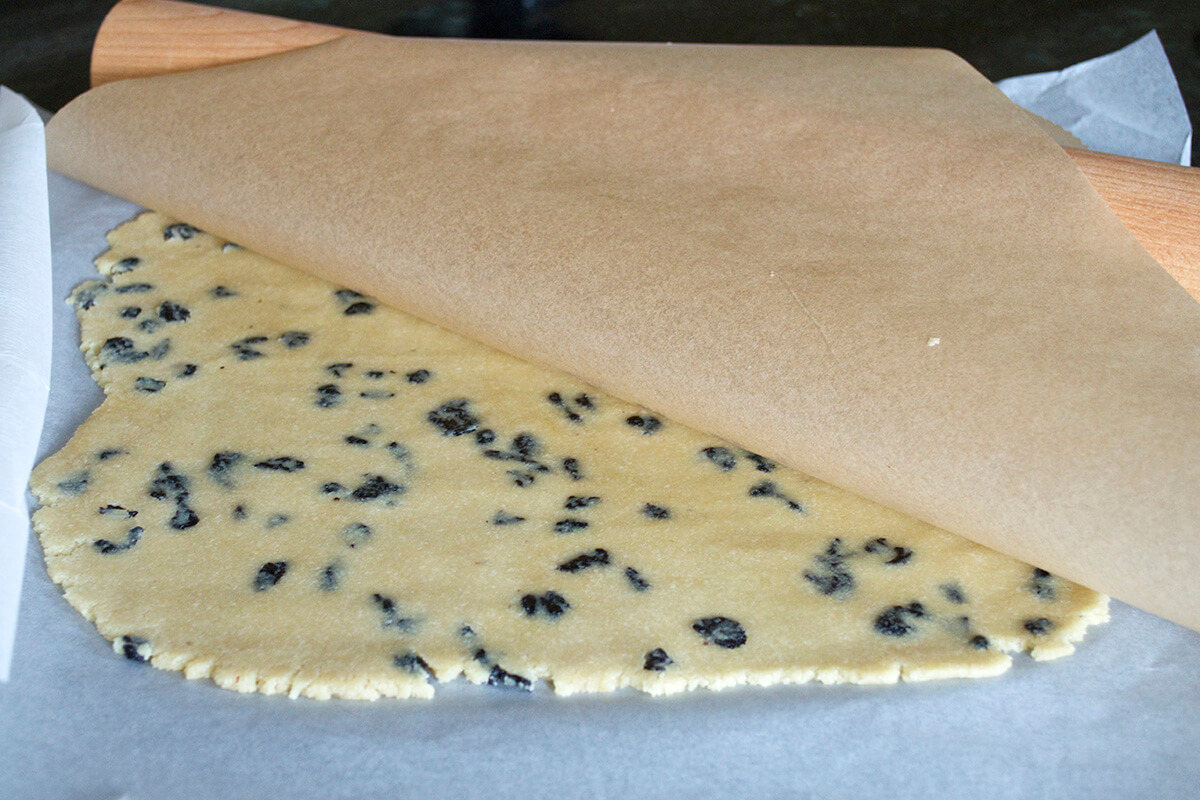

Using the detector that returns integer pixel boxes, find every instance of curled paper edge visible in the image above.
[0,87,53,682]
[997,31,1193,167]
[43,38,1200,633]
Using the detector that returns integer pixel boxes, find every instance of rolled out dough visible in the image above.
[30,212,1108,699]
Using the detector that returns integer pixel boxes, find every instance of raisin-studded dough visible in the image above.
[31,213,1109,700]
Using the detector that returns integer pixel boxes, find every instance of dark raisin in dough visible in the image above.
[96,449,125,461]
[557,549,610,572]
[138,318,163,334]
[279,331,311,348]
[157,301,190,322]
[519,594,537,615]
[148,462,188,501]
[178,364,198,378]
[112,256,141,274]
[134,377,166,393]
[624,567,651,591]
[119,306,141,319]
[553,518,589,534]
[210,286,237,298]
[326,362,353,377]
[254,456,305,472]
[744,452,777,473]
[114,283,153,294]
[692,617,747,649]
[163,222,199,240]
[643,648,674,672]
[1029,568,1057,601]
[565,495,601,510]
[73,284,107,310]
[701,446,738,471]
[864,537,913,565]
[1024,617,1055,635]
[349,475,403,501]
[315,384,343,408]
[265,514,290,529]
[492,511,526,525]
[427,399,479,437]
[98,504,137,518]
[169,504,199,530]
[148,463,200,530]
[117,635,150,663]
[507,470,536,487]
[394,652,435,678]
[93,526,143,555]
[344,302,375,315]
[504,466,545,486]
[487,664,532,691]
[626,414,662,434]
[506,470,540,489]
[101,337,149,364]
[748,480,804,512]
[547,392,594,423]
[231,336,268,360]
[520,591,571,618]
[804,538,856,597]
[345,435,369,446]
[970,635,990,650]
[562,457,583,481]
[641,503,671,520]
[254,561,288,591]
[334,289,366,303]
[480,434,549,481]
[873,603,926,637]
[371,593,417,633]
[207,451,244,487]
[406,369,432,384]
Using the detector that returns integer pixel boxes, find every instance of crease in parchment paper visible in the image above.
[43,35,1200,633]
[771,270,839,366]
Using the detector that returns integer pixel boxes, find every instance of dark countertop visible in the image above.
[3,0,1197,163]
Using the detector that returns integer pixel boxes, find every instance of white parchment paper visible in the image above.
[1,38,1198,799]
[997,31,1193,166]
[0,87,51,682]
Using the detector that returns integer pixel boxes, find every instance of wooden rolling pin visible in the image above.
[90,0,1200,299]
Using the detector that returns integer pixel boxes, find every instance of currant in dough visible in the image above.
[30,212,1109,699]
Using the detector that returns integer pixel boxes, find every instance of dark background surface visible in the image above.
[3,0,1198,163]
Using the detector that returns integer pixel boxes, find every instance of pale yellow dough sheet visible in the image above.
[31,213,1108,699]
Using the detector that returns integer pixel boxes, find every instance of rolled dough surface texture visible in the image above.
[30,213,1108,699]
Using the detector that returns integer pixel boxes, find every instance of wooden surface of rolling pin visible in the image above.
[89,0,1199,301]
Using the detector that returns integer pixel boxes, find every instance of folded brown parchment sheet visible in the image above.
[45,35,1200,633]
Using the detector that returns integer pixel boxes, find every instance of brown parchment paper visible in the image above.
[45,35,1200,633]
